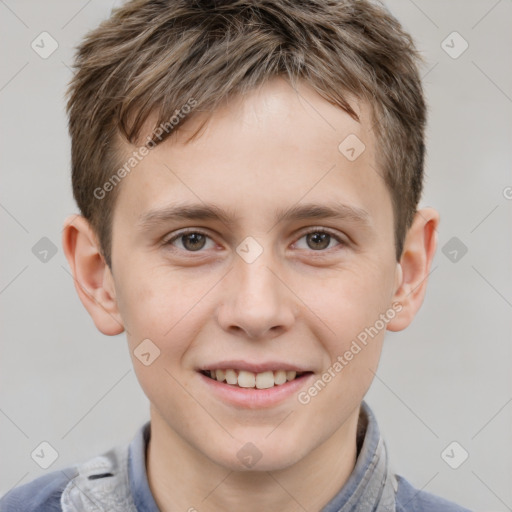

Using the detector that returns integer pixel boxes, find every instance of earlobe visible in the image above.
[61,214,125,336]
[387,207,440,332]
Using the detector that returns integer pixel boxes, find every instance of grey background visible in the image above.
[1,0,511,510]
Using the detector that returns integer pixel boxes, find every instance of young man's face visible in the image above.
[99,77,403,470]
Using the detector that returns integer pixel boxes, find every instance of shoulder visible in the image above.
[395,474,473,512]
[0,466,78,512]
[0,439,136,512]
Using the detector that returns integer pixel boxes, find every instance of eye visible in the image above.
[163,227,346,254]
[293,228,345,251]
[164,229,216,252]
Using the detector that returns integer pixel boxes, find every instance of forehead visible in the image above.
[112,77,391,234]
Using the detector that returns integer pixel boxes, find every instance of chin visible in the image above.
[204,435,309,473]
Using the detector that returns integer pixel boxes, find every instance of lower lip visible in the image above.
[198,372,315,409]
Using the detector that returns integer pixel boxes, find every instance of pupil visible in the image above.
[308,232,330,250]
[184,233,205,251]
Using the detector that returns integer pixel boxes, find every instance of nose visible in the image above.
[216,251,297,340]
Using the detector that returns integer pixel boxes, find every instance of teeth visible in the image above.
[286,370,296,382]
[225,369,238,385]
[237,370,256,388]
[204,368,304,388]
[274,370,287,385]
[255,371,274,389]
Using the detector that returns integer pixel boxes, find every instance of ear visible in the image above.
[61,214,125,336]
[387,207,440,332]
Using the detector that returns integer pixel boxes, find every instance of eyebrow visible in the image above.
[137,201,372,231]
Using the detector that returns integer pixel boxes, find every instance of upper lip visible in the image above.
[198,360,313,373]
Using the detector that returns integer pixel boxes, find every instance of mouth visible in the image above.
[199,368,313,389]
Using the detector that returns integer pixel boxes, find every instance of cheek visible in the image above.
[115,263,215,355]
[294,269,392,436]
[301,262,394,342]
[295,260,395,401]
[115,266,211,411]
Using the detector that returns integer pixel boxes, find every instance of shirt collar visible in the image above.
[128,417,160,512]
[127,400,395,511]
[320,400,397,511]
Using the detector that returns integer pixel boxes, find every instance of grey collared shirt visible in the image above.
[127,400,396,511]
[0,400,473,511]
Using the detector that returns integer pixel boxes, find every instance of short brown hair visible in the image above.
[66,0,427,268]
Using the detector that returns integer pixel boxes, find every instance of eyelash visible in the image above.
[163,227,346,254]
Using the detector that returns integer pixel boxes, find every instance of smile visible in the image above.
[200,369,310,389]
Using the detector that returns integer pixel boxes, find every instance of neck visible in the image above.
[146,406,361,512]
